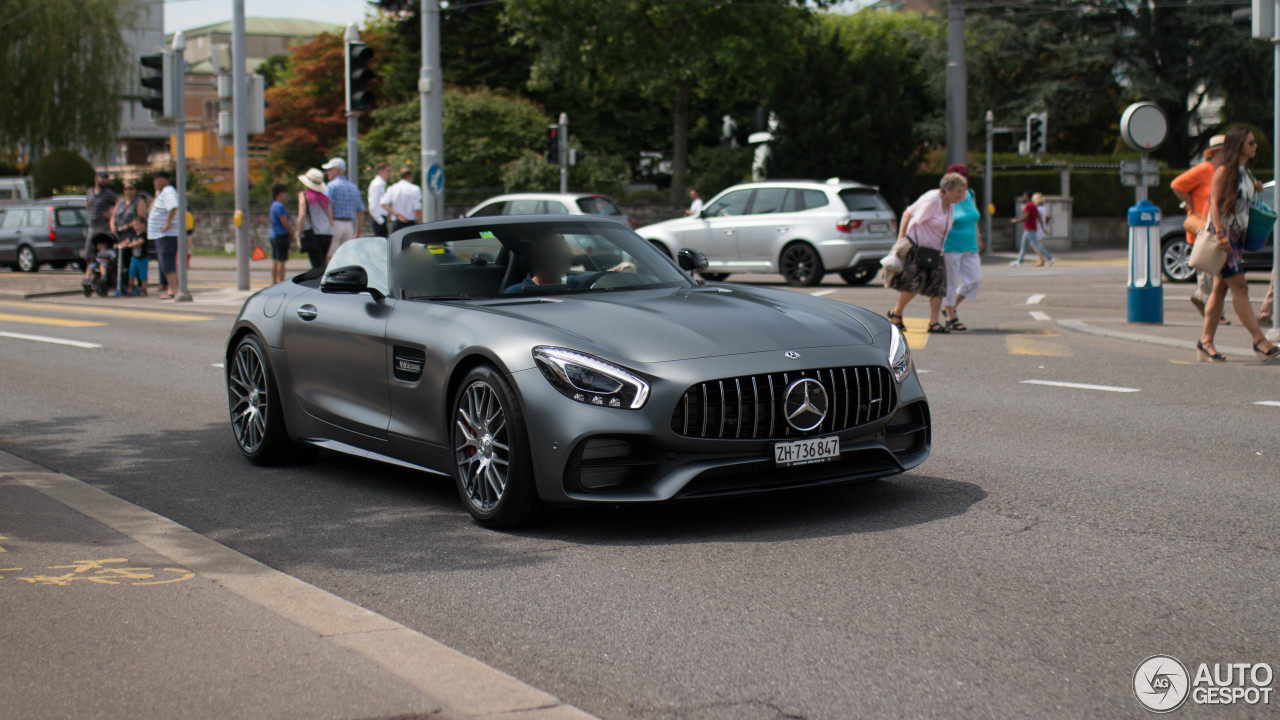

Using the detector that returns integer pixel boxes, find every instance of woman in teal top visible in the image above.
[941,164,982,331]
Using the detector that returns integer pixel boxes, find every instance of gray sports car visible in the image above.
[224,216,931,527]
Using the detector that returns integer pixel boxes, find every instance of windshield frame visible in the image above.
[391,216,695,301]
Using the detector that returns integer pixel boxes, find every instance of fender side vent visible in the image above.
[393,346,426,382]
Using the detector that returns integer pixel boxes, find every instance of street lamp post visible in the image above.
[420,0,443,222]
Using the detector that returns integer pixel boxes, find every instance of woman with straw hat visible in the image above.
[296,168,333,269]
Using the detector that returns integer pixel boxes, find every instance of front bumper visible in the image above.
[511,344,930,505]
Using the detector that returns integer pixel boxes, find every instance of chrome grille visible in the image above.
[670,366,896,440]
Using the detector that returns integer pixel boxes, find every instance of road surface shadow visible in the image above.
[0,415,983,573]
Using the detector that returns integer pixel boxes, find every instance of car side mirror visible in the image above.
[321,265,384,299]
[677,248,709,273]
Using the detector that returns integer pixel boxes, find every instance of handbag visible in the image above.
[913,244,942,270]
[299,227,318,252]
[1188,224,1227,275]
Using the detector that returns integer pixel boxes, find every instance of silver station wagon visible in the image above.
[638,179,897,286]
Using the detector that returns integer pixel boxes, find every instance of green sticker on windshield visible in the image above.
[479,230,496,239]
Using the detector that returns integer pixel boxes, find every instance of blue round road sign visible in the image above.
[427,164,444,196]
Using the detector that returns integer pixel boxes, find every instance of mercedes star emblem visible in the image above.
[783,378,829,432]
[784,351,801,360]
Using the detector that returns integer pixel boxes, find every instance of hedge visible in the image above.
[910,168,1275,219]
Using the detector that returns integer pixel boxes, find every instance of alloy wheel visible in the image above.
[17,246,37,272]
[228,342,270,454]
[1162,238,1194,282]
[781,244,822,286]
[454,380,511,513]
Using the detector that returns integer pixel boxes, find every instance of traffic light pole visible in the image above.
[173,32,191,302]
[345,24,360,189]
[232,0,249,291]
[420,0,443,222]
[984,110,1018,256]
[1271,0,1280,342]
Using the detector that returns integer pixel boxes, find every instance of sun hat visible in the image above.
[1205,134,1226,158]
[298,168,327,193]
[322,157,346,172]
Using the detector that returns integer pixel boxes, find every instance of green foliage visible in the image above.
[767,12,938,210]
[0,0,134,158]
[31,150,93,197]
[687,145,752,198]
[362,87,549,190]
[506,0,814,195]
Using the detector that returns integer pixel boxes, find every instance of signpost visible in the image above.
[426,164,444,196]
[1119,102,1169,323]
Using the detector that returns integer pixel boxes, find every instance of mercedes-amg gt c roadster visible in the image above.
[225,215,930,527]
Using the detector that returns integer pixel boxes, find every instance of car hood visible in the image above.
[472,285,877,363]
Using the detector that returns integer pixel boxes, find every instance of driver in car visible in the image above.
[505,233,633,294]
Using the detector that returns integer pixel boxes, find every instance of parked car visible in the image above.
[1160,182,1275,282]
[0,196,90,272]
[0,176,34,204]
[636,179,897,286]
[465,192,634,228]
[225,216,930,528]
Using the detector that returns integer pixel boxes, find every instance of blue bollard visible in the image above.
[1127,199,1163,323]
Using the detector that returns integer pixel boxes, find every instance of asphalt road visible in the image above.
[2,258,1278,719]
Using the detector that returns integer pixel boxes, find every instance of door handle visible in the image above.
[723,229,735,235]
[776,227,788,232]
[297,304,317,321]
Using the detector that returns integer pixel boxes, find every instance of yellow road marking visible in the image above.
[0,301,209,322]
[1170,359,1196,365]
[0,536,7,552]
[1006,335,1073,357]
[0,312,105,328]
[902,317,930,349]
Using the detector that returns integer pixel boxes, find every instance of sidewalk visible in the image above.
[0,449,595,720]
[0,255,311,301]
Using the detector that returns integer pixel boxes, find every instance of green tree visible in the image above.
[766,12,937,209]
[361,87,550,190]
[0,0,135,159]
[31,149,94,197]
[505,0,817,201]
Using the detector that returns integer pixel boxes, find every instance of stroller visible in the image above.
[81,231,122,298]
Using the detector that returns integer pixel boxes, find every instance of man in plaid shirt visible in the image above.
[322,157,365,260]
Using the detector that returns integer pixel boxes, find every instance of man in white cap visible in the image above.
[1172,134,1229,321]
[322,157,365,260]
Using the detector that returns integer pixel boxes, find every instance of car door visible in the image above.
[736,187,796,266]
[675,189,750,268]
[280,237,394,442]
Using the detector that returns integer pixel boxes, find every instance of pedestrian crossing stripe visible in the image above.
[0,301,209,322]
[0,312,105,328]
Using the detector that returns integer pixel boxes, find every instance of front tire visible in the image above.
[227,334,312,465]
[451,365,540,528]
[1161,236,1195,283]
[17,245,38,272]
[780,242,825,286]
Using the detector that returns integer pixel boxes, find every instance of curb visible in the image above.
[3,454,598,720]
[1056,318,1258,358]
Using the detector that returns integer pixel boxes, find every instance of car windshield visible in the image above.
[396,221,692,300]
[838,188,892,213]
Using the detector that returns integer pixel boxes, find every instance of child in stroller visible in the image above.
[81,233,118,298]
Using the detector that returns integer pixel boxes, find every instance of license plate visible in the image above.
[868,221,890,233]
[774,435,840,467]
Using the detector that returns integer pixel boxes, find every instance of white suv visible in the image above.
[638,179,897,286]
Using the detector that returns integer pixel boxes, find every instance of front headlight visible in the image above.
[888,324,912,383]
[533,346,650,409]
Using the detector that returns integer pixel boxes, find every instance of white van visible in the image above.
[0,177,34,204]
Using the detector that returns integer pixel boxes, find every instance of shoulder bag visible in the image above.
[1188,223,1226,275]
[909,209,950,270]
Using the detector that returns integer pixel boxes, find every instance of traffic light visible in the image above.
[140,51,175,123]
[1027,112,1048,156]
[346,42,375,112]
[547,125,560,165]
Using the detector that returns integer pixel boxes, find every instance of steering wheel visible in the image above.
[580,270,613,288]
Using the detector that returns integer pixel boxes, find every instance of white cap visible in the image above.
[322,157,346,172]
